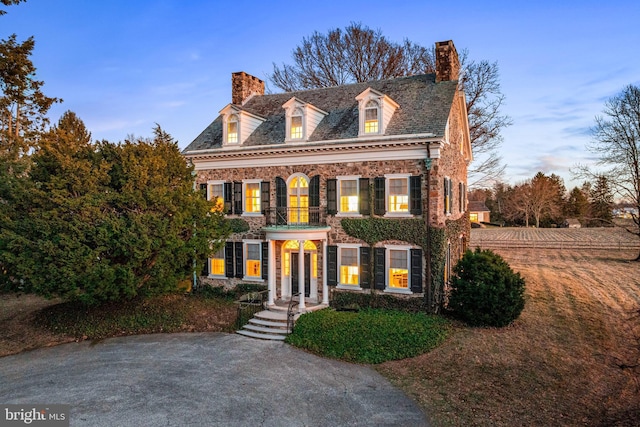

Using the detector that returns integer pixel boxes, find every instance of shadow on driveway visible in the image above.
[0,333,429,426]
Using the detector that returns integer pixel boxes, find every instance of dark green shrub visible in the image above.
[447,248,525,327]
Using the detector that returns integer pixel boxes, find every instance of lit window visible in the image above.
[246,243,261,278]
[340,247,359,285]
[470,212,478,222]
[245,182,261,213]
[227,114,238,143]
[210,183,224,211]
[389,249,408,288]
[210,247,225,276]
[364,100,379,134]
[339,179,358,213]
[389,178,408,212]
[291,109,303,139]
[289,176,309,224]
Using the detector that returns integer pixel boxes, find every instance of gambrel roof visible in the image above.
[183,73,458,153]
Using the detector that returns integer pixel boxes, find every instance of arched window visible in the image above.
[364,100,379,134]
[289,175,309,224]
[290,108,303,139]
[227,114,238,143]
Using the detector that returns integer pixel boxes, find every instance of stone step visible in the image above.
[254,310,288,321]
[249,318,290,328]
[236,329,286,341]
[243,324,290,335]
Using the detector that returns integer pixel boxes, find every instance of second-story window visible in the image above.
[209,182,224,211]
[227,114,239,143]
[245,182,261,213]
[339,179,358,213]
[364,100,379,134]
[290,108,303,139]
[388,177,409,213]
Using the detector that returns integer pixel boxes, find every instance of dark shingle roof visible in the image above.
[469,201,490,212]
[184,73,457,153]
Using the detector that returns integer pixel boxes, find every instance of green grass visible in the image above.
[286,308,451,364]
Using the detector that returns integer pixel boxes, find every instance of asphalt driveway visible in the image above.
[0,333,429,426]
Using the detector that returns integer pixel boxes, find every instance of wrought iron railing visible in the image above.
[287,293,301,334]
[235,289,268,330]
[264,207,324,227]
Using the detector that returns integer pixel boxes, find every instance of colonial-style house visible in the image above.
[183,40,471,323]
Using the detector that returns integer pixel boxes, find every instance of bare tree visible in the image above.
[504,182,532,227]
[270,23,510,186]
[529,172,564,228]
[575,84,640,260]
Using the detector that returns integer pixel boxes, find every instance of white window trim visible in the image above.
[286,108,306,142]
[242,179,263,217]
[363,100,381,135]
[243,239,264,282]
[207,179,225,202]
[208,245,226,279]
[223,114,240,145]
[336,244,362,290]
[444,176,452,216]
[336,175,362,217]
[384,244,413,295]
[384,173,412,218]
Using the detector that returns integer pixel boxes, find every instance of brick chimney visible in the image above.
[231,72,264,105]
[435,40,460,83]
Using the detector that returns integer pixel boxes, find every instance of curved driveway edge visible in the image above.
[0,333,429,426]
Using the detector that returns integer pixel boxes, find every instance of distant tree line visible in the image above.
[470,172,615,228]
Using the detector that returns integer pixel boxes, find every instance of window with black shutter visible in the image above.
[233,182,243,215]
[410,248,423,293]
[373,247,386,290]
[261,242,269,280]
[410,176,422,215]
[327,245,338,286]
[261,181,270,214]
[359,178,370,215]
[360,246,371,288]
[234,242,243,278]
[224,182,232,214]
[374,177,385,215]
[326,179,337,215]
[225,242,234,278]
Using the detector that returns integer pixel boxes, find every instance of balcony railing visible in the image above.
[264,207,325,228]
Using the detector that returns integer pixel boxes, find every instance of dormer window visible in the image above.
[364,100,380,134]
[227,114,239,143]
[290,108,303,140]
[356,88,399,137]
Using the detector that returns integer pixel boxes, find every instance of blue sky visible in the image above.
[4,0,640,189]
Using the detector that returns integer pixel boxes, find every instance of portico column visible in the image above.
[267,239,275,306]
[322,239,329,305]
[298,239,306,311]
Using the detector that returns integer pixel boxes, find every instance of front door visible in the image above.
[291,252,311,297]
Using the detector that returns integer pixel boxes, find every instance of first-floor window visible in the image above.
[246,243,261,278]
[339,247,359,285]
[210,247,225,276]
[388,249,408,289]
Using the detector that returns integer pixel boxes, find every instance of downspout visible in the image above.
[425,148,432,312]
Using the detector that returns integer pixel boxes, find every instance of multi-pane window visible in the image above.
[246,243,261,278]
[444,177,453,214]
[389,249,408,289]
[289,176,309,224]
[291,109,303,139]
[339,179,358,213]
[227,115,238,143]
[388,178,409,213]
[210,247,225,276]
[244,182,261,213]
[339,247,359,285]
[364,100,379,134]
[209,183,224,211]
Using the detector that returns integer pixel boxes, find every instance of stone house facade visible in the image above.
[183,40,471,312]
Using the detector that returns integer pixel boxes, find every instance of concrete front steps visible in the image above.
[236,309,295,341]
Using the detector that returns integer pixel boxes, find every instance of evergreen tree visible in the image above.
[588,175,614,227]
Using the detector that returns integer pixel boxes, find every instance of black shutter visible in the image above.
[459,182,465,212]
[360,246,370,288]
[359,178,370,215]
[373,247,386,290]
[224,182,232,214]
[261,181,270,214]
[410,176,422,215]
[276,177,287,225]
[234,241,243,278]
[410,249,423,293]
[233,181,243,215]
[225,242,234,278]
[327,245,338,286]
[309,175,320,207]
[327,179,337,215]
[202,256,209,276]
[199,183,208,200]
[374,177,385,215]
[261,241,269,280]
